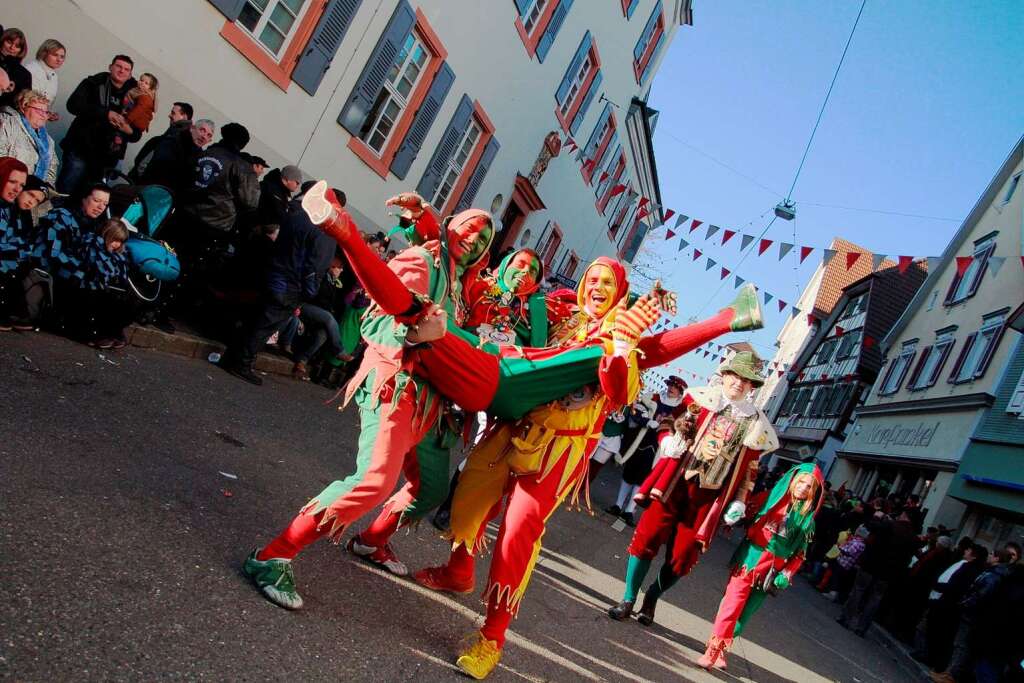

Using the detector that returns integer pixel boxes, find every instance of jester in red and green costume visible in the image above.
[697,462,824,670]
[242,183,761,637]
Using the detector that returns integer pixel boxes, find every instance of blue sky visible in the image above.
[637,0,1024,382]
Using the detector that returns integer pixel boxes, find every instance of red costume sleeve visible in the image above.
[598,354,631,407]
[782,551,805,578]
[635,456,675,499]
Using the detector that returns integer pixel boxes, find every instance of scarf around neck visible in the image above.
[19,112,51,178]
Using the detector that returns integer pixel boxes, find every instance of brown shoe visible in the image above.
[292,361,308,381]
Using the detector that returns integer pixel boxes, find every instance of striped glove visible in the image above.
[612,295,661,351]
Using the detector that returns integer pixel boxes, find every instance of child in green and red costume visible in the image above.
[697,462,824,670]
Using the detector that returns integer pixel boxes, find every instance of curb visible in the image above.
[125,324,294,377]
[870,623,931,680]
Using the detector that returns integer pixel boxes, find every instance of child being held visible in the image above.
[124,72,158,132]
[633,403,700,505]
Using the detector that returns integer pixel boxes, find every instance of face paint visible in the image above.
[449,215,493,267]
[501,251,541,292]
[581,264,619,318]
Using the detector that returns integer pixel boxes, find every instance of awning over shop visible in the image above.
[835,449,959,472]
[949,441,1024,515]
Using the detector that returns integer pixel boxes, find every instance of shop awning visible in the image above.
[835,450,958,472]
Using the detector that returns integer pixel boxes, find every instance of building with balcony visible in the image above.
[835,137,1023,529]
[14,0,692,274]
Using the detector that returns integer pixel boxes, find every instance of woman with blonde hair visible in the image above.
[0,28,31,107]
[124,72,158,132]
[24,38,65,105]
[0,88,58,184]
[697,462,825,670]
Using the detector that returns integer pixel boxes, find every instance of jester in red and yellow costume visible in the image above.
[697,462,824,670]
[608,351,779,629]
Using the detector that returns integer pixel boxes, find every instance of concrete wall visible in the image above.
[11,0,680,262]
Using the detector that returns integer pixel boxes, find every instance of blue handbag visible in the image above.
[124,237,181,281]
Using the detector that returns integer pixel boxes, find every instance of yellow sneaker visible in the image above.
[455,632,502,680]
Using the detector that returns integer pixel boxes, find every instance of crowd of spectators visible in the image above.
[0,25,389,386]
[781,479,1024,683]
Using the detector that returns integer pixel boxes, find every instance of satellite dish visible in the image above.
[490,193,504,215]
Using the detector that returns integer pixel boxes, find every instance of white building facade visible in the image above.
[13,0,692,272]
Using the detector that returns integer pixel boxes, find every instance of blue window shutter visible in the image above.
[415,94,474,199]
[536,0,573,63]
[455,137,500,212]
[293,0,363,95]
[640,31,666,83]
[292,0,364,95]
[635,2,662,61]
[391,62,455,180]
[583,103,611,158]
[208,0,246,20]
[626,0,640,18]
[514,0,532,17]
[570,70,601,135]
[337,0,415,135]
[554,30,590,105]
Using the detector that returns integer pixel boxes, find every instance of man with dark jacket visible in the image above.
[180,122,259,235]
[133,118,214,196]
[838,510,919,636]
[57,55,140,196]
[220,189,340,386]
[257,165,302,228]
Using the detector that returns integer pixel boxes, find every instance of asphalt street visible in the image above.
[1,332,919,682]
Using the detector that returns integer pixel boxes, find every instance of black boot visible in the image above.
[604,504,622,517]
[636,591,658,626]
[607,600,634,621]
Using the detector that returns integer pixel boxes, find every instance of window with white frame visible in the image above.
[814,338,839,365]
[359,32,431,154]
[1008,368,1024,415]
[557,53,592,116]
[951,313,1005,384]
[909,329,956,390]
[521,0,550,34]
[431,119,482,208]
[836,330,863,360]
[237,0,310,56]
[945,235,996,305]
[841,294,867,318]
[878,340,917,395]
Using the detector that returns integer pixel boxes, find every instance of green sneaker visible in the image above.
[243,549,304,610]
[725,283,763,332]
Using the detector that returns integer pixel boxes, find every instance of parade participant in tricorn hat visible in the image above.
[697,462,824,670]
[608,351,780,629]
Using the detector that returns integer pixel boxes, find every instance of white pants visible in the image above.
[616,480,638,513]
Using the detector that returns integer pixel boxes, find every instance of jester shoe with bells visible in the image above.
[456,632,502,680]
[726,283,763,332]
[697,636,729,670]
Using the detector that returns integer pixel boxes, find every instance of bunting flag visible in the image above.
[988,255,1006,277]
[764,291,774,305]
[846,252,862,270]
[741,233,756,251]
[758,238,773,256]
[778,299,787,313]
[690,219,703,233]
[834,325,844,337]
[678,238,688,251]
[777,370,785,378]
[693,249,702,261]
[705,258,717,271]
[734,275,745,288]
[863,335,877,349]
[637,196,649,209]
[662,208,675,223]
[955,256,973,277]
[703,350,709,358]
[779,242,794,260]
[674,214,689,229]
[581,158,596,175]
[823,248,837,267]
[609,184,626,197]
[722,229,736,246]
[636,206,650,221]
[598,170,610,183]
[665,229,676,240]
[799,246,814,264]
[791,306,801,317]
[898,255,914,274]
[626,188,640,202]
[871,253,886,271]
[807,314,816,327]
[706,224,721,240]
[720,267,731,280]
